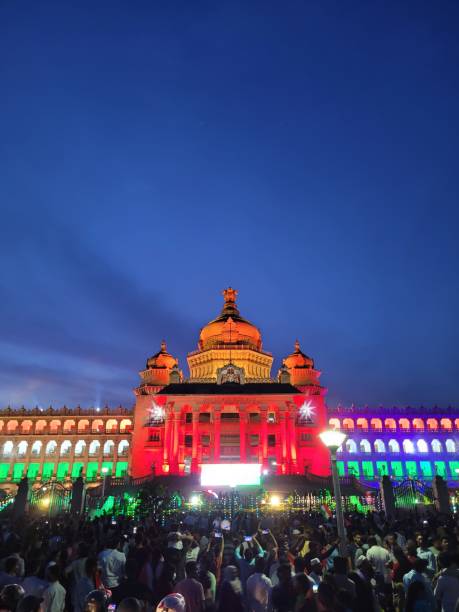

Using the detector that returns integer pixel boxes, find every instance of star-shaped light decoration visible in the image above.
[299,400,315,422]
[149,402,165,422]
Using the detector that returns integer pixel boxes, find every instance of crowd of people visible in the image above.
[0,505,458,612]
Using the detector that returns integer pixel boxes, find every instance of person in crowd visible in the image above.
[434,552,459,612]
[175,561,205,612]
[217,565,243,612]
[0,558,21,589]
[405,580,434,612]
[42,565,66,612]
[0,584,25,612]
[308,559,322,588]
[292,573,316,612]
[246,556,272,612]
[416,534,437,579]
[98,538,126,589]
[271,563,295,612]
[117,597,142,612]
[16,595,43,612]
[331,556,356,599]
[20,560,48,598]
[72,558,97,612]
[110,558,154,606]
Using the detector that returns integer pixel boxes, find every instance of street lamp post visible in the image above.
[319,430,348,557]
[101,467,109,499]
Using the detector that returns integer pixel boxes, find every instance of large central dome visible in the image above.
[198,287,262,351]
[188,288,272,382]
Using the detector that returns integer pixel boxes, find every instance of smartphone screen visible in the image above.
[244,536,252,542]
[262,530,269,534]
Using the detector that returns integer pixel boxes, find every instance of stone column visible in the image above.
[171,408,181,473]
[288,409,298,473]
[191,407,199,472]
[260,406,268,466]
[279,410,287,473]
[213,407,221,462]
[163,406,172,467]
[239,409,247,462]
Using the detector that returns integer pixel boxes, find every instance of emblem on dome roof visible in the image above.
[217,363,245,384]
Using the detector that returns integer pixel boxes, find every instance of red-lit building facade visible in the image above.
[131,288,330,478]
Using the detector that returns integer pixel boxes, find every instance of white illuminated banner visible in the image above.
[200,463,261,487]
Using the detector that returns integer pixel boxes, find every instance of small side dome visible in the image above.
[146,341,178,370]
[283,340,314,370]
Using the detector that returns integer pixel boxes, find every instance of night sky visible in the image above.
[1,1,458,409]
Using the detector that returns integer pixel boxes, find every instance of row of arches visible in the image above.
[342,438,456,454]
[329,417,459,431]
[0,418,133,434]
[1,439,130,458]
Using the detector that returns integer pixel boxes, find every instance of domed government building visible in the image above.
[0,288,458,494]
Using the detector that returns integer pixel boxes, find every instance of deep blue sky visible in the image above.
[1,1,458,409]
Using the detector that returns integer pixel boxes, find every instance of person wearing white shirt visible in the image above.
[42,565,66,612]
[246,557,272,612]
[366,536,392,584]
[98,538,126,589]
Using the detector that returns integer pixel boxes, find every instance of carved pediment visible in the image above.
[216,363,246,385]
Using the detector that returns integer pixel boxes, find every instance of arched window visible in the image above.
[403,439,415,454]
[385,418,397,430]
[17,441,28,456]
[103,440,114,456]
[91,419,104,433]
[6,420,18,433]
[0,420,4,433]
[356,418,368,430]
[63,419,76,433]
[74,440,86,456]
[106,419,118,433]
[89,440,100,456]
[120,419,132,433]
[31,441,42,456]
[399,419,410,431]
[2,441,14,456]
[359,439,371,453]
[374,439,386,453]
[426,418,438,431]
[77,419,90,433]
[388,439,400,453]
[441,418,452,431]
[46,440,57,455]
[118,440,129,455]
[49,419,61,433]
[345,439,357,453]
[446,439,456,453]
[329,418,340,430]
[342,418,354,431]
[432,439,442,453]
[417,439,428,453]
[21,420,33,434]
[35,419,47,433]
[412,418,424,431]
[60,440,72,456]
[371,418,383,431]
[455,418,459,431]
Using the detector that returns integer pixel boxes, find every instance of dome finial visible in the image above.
[223,287,238,304]
[295,339,300,352]
[161,340,167,352]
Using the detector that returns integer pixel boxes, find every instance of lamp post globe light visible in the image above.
[319,429,347,556]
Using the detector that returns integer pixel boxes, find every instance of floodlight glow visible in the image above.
[190,495,201,506]
[299,400,315,420]
[319,430,347,451]
[263,469,269,475]
[200,464,261,487]
[41,497,50,508]
[269,495,281,507]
